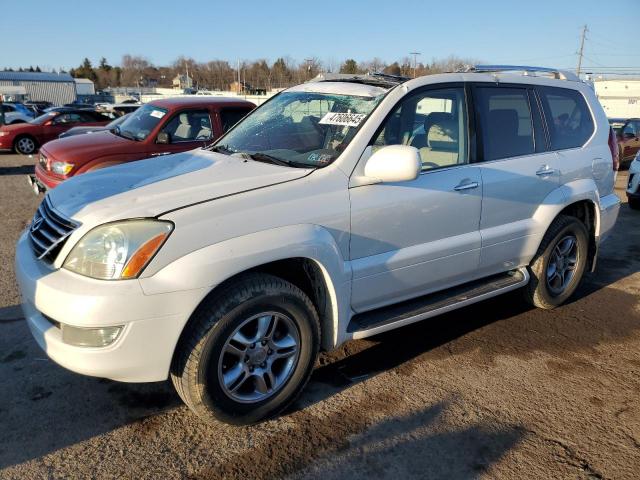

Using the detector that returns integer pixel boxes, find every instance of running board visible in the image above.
[348,268,530,339]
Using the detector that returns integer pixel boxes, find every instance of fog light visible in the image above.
[61,324,123,347]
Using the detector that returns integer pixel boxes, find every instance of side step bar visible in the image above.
[348,268,530,339]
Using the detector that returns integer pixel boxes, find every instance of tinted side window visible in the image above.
[538,86,594,150]
[475,87,534,161]
[220,108,250,133]
[371,87,468,170]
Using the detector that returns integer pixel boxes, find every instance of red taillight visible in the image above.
[608,127,620,171]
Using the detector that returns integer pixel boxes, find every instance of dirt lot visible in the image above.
[0,152,638,479]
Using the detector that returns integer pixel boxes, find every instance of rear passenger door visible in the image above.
[217,107,252,138]
[473,84,560,277]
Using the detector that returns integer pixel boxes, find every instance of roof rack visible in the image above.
[311,72,409,88]
[461,65,580,82]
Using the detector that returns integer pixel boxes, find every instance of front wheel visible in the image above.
[14,135,37,155]
[524,215,589,309]
[170,273,320,425]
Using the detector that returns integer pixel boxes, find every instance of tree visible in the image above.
[339,59,359,74]
[99,57,112,71]
[383,62,402,76]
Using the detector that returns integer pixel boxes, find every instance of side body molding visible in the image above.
[138,224,352,350]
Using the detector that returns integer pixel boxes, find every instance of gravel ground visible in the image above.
[0,152,638,479]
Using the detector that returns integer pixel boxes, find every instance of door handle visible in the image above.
[454,181,479,191]
[536,165,555,176]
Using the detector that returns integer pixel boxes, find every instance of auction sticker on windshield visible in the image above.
[150,110,166,119]
[319,112,367,127]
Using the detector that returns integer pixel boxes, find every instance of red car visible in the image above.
[33,97,254,191]
[616,118,640,166]
[0,108,112,155]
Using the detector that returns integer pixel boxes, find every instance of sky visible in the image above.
[3,0,638,75]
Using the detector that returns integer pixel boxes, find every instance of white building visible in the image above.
[594,79,640,119]
[74,78,95,96]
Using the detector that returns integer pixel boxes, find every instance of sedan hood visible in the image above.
[47,149,313,223]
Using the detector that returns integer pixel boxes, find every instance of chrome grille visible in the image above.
[29,196,79,263]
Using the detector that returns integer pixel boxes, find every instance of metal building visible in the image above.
[0,71,77,105]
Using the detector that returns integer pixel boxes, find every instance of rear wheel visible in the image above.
[14,135,37,155]
[170,273,320,425]
[524,215,589,309]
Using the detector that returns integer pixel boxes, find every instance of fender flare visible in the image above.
[139,224,352,350]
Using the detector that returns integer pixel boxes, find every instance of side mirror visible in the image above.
[364,145,421,183]
[156,132,171,144]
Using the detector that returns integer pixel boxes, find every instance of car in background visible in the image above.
[608,117,626,134]
[96,103,141,117]
[24,101,54,116]
[627,152,640,210]
[0,108,111,154]
[58,113,130,139]
[1,103,34,124]
[615,118,640,166]
[33,97,254,190]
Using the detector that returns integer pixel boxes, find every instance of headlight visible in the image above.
[0,131,9,137]
[63,220,173,280]
[51,161,74,175]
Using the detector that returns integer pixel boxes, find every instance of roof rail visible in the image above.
[462,65,580,82]
[311,72,409,88]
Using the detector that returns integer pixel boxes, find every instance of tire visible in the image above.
[14,135,37,155]
[629,198,640,210]
[170,273,320,425]
[524,215,589,309]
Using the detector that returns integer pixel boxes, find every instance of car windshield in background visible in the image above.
[30,112,58,124]
[114,104,168,141]
[212,91,384,168]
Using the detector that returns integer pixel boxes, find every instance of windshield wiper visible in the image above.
[210,144,234,155]
[249,152,312,169]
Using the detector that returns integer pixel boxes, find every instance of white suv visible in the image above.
[15,66,620,425]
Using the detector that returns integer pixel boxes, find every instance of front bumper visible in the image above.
[14,231,208,382]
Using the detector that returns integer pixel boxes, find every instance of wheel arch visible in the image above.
[143,224,351,356]
[534,180,600,271]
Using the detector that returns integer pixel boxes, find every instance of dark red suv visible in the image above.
[616,118,640,166]
[33,97,254,191]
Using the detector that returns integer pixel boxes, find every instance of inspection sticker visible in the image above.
[319,112,366,127]
[150,110,166,119]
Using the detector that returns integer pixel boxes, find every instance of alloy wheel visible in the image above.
[217,311,300,403]
[546,234,579,296]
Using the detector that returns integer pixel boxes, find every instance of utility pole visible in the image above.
[576,25,588,77]
[409,52,421,78]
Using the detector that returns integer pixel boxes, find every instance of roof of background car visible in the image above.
[147,97,256,109]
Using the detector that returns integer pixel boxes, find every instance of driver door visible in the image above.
[349,85,483,312]
[152,109,214,156]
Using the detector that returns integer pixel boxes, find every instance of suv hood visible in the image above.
[41,130,130,162]
[47,149,313,223]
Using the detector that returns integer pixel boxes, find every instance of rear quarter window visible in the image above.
[538,86,594,150]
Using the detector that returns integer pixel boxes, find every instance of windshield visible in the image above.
[30,112,58,125]
[114,104,168,141]
[212,91,384,167]
[107,113,130,128]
